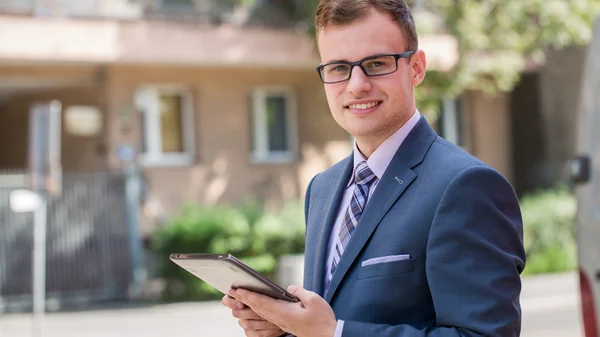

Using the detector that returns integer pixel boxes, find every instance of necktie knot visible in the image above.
[355,161,376,186]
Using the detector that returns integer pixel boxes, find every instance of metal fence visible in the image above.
[0,171,135,313]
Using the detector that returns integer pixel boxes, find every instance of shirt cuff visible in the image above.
[334,320,345,337]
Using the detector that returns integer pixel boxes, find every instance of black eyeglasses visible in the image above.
[316,51,416,84]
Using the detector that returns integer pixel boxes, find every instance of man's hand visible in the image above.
[232,285,337,337]
[222,290,286,337]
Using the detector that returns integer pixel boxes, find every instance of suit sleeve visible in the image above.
[340,165,526,337]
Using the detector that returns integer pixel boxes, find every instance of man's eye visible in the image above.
[366,61,385,68]
[331,65,349,72]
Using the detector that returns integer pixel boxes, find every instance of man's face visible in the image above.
[317,9,426,147]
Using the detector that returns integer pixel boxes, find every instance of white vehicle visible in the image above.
[572,15,600,337]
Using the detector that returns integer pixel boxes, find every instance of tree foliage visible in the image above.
[428,0,600,90]
[410,0,600,116]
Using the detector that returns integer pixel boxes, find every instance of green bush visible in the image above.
[520,186,577,275]
[151,200,306,301]
[252,200,306,258]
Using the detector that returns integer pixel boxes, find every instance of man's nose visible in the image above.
[346,65,371,95]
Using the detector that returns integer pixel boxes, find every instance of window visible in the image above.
[250,88,297,163]
[436,96,470,151]
[135,85,195,166]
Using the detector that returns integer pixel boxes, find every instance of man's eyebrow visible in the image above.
[323,58,350,64]
[323,53,391,64]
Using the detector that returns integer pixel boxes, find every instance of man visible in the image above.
[223,0,526,336]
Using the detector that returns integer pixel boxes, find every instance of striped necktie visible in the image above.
[326,161,377,291]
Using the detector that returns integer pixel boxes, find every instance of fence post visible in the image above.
[124,164,146,299]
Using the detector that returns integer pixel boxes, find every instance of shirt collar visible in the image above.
[348,110,421,187]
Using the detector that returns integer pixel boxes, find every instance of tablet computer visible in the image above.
[169,253,300,302]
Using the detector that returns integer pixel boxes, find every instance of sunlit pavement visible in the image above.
[520,272,582,337]
[0,272,582,337]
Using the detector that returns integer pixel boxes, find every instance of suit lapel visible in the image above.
[311,157,354,297]
[324,116,438,303]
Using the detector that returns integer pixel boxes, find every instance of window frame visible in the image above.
[250,87,298,164]
[134,84,196,167]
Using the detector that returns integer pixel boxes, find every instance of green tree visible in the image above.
[423,0,600,110]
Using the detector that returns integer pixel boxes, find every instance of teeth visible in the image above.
[348,102,379,109]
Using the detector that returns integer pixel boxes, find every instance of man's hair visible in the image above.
[315,0,418,51]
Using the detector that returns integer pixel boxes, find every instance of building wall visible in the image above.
[467,90,514,184]
[540,46,588,184]
[104,65,351,216]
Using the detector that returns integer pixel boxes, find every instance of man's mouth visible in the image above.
[346,101,382,110]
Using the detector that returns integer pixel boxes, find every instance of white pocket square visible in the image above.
[361,254,411,267]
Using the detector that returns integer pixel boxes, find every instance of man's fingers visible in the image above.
[222,294,245,310]
[236,288,275,308]
[238,319,279,330]
[236,289,283,323]
[232,308,264,320]
[244,329,282,337]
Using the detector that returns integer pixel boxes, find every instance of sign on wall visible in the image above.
[64,105,103,137]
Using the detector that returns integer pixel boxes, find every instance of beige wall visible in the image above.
[104,65,350,217]
[0,15,457,71]
[467,90,514,183]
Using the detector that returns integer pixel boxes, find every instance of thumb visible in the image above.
[287,285,315,303]
[287,284,302,295]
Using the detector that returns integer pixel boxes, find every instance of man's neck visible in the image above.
[355,137,385,159]
[354,109,418,158]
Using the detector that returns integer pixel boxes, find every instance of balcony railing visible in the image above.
[0,0,312,29]
[0,0,237,23]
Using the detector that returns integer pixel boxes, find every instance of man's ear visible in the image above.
[410,50,427,86]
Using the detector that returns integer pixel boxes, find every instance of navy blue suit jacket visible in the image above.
[303,116,526,336]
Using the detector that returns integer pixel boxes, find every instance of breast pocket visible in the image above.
[357,257,415,279]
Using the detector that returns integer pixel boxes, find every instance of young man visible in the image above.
[223,1,526,336]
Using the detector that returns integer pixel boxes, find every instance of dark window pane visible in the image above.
[265,95,289,152]
[159,93,184,153]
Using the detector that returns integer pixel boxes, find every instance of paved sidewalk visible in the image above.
[520,272,582,337]
[1,301,245,337]
[0,272,582,337]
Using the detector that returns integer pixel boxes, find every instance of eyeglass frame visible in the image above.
[315,50,416,84]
